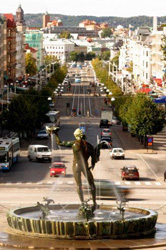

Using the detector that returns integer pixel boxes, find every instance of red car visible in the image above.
[121,165,139,180]
[50,162,66,177]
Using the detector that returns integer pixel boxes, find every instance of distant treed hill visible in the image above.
[24,13,166,29]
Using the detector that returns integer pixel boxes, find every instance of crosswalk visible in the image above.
[1,180,165,187]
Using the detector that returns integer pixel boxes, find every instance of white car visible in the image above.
[110,148,125,159]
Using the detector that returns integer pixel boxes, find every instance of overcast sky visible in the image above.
[0,0,166,17]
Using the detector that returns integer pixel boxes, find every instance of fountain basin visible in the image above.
[7,204,158,239]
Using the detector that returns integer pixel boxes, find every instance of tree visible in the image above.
[101,28,113,38]
[59,31,72,39]
[85,52,96,61]
[5,89,50,138]
[99,51,110,61]
[25,53,37,76]
[70,51,78,62]
[44,55,58,65]
[123,94,165,136]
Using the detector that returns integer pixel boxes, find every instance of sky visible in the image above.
[0,0,166,17]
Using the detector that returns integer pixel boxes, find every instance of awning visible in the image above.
[153,96,166,103]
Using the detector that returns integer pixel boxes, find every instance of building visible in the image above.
[25,29,44,69]
[43,11,50,29]
[16,4,26,32]
[0,15,7,89]
[42,26,98,39]
[16,4,26,80]
[3,14,17,83]
[43,35,74,62]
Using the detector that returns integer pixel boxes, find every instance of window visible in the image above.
[146,73,148,79]
[146,51,148,56]
[146,62,148,68]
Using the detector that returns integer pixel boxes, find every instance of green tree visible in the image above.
[59,31,72,39]
[99,51,110,61]
[101,28,113,38]
[124,94,165,136]
[44,55,58,65]
[70,51,78,62]
[85,52,96,60]
[25,53,37,76]
[5,89,50,138]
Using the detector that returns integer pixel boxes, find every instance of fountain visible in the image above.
[6,127,158,239]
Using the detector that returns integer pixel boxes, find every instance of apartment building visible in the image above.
[3,14,17,83]
[25,29,44,69]
[0,15,7,88]
[43,35,74,62]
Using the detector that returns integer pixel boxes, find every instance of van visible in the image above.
[28,145,51,162]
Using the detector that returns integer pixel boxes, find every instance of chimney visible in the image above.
[153,16,158,31]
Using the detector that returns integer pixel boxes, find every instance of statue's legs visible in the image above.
[82,167,97,211]
[73,163,84,203]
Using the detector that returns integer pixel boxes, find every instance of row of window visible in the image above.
[48,51,64,54]
[46,46,64,49]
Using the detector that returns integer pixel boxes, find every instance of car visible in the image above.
[110,148,125,159]
[100,119,111,128]
[49,102,54,108]
[75,77,81,83]
[82,179,131,198]
[112,117,121,125]
[121,165,139,180]
[50,162,67,177]
[36,130,49,139]
[101,128,112,137]
[100,136,112,148]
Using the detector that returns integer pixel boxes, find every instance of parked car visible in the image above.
[112,117,121,125]
[50,162,67,177]
[36,130,49,139]
[101,128,112,137]
[121,165,139,180]
[110,148,125,159]
[82,179,131,198]
[100,136,112,148]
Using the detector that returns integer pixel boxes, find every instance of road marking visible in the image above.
[67,181,74,184]
[135,181,141,185]
[37,182,42,185]
[115,181,121,185]
[155,182,161,185]
[57,181,63,184]
[26,182,32,185]
[47,181,53,184]
[5,182,12,185]
[125,181,131,185]
[16,182,22,185]
[145,182,151,185]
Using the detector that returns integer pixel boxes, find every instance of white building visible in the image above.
[43,35,74,62]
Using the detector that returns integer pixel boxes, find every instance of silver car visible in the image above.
[36,130,49,139]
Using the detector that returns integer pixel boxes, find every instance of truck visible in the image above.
[100,110,113,128]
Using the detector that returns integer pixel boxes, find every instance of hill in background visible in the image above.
[24,13,166,29]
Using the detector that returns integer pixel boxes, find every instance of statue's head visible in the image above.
[74,128,84,140]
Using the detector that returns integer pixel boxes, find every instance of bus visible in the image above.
[0,137,20,171]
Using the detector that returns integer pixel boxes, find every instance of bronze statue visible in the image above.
[46,126,103,213]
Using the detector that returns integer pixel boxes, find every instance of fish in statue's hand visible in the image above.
[46,126,60,134]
